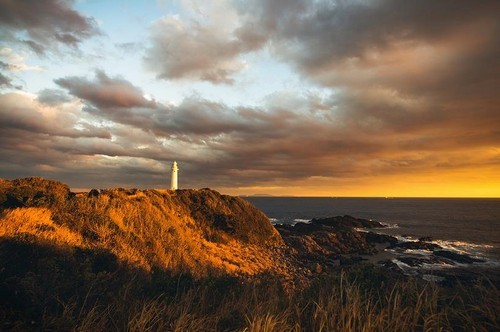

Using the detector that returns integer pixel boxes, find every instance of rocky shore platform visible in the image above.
[275,215,500,286]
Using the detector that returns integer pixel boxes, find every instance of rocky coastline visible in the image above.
[275,215,499,286]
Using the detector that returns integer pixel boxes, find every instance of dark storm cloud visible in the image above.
[0,0,99,53]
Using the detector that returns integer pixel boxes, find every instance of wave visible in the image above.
[293,218,311,223]
[432,239,494,258]
[379,221,399,229]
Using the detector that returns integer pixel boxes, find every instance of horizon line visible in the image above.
[241,195,500,199]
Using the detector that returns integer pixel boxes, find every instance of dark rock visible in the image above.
[434,250,484,264]
[276,214,382,267]
[398,256,426,267]
[379,259,400,270]
[389,241,442,251]
[364,232,398,245]
[311,215,384,229]
[398,255,455,267]
[283,235,329,261]
[419,236,433,242]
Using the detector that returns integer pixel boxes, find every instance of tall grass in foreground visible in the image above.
[39,271,499,331]
[1,235,498,331]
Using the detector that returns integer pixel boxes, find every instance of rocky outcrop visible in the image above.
[389,240,442,251]
[311,215,384,229]
[434,250,484,264]
[275,216,386,264]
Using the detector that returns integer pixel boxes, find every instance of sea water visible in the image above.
[244,197,500,261]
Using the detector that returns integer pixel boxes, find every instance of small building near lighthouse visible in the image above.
[170,161,179,190]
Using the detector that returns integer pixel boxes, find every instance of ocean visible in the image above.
[244,197,500,262]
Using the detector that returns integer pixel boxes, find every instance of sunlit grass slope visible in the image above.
[0,177,284,277]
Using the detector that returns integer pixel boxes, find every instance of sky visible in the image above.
[0,0,499,197]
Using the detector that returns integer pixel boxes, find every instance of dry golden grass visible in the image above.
[0,181,286,278]
[57,270,499,332]
[0,207,83,246]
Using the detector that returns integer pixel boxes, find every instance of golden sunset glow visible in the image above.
[225,166,500,197]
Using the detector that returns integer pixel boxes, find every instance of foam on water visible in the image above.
[268,218,278,224]
[432,239,493,258]
[379,221,399,229]
[293,218,311,223]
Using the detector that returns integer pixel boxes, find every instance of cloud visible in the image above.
[114,42,143,53]
[144,0,267,84]
[0,72,19,89]
[37,89,72,106]
[27,60,495,191]
[55,70,155,109]
[0,92,110,139]
[0,0,99,53]
[0,48,44,90]
[145,17,244,84]
[0,90,173,189]
[1,1,499,194]
[55,71,253,138]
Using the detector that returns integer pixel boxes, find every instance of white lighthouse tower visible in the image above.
[170,161,179,190]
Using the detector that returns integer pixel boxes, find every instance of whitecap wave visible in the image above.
[379,221,399,229]
[404,249,433,255]
[293,218,311,223]
[432,239,493,258]
[394,235,415,242]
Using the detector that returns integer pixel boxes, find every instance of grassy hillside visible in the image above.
[0,177,284,277]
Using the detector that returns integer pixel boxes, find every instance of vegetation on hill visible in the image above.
[0,177,498,331]
[0,177,284,278]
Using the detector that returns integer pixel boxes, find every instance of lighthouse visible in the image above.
[170,161,179,190]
